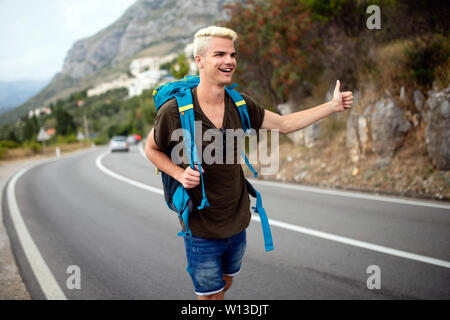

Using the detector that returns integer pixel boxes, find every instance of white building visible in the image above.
[128,69,169,97]
[28,107,51,118]
[127,53,177,97]
[86,43,196,98]
[86,74,134,97]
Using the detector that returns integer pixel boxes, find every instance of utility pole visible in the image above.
[83,108,90,142]
[78,100,90,143]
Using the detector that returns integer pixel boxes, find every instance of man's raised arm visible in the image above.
[262,80,353,134]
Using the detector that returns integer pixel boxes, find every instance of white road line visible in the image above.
[138,141,148,160]
[250,216,450,269]
[7,165,67,300]
[250,179,450,210]
[96,151,163,195]
[97,151,450,269]
[137,140,450,210]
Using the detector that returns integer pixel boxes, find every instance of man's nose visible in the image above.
[225,54,235,65]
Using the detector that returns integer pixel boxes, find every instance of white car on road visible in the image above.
[109,136,129,152]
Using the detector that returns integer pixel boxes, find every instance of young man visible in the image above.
[145,26,353,300]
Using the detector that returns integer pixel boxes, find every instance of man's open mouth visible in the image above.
[218,67,233,73]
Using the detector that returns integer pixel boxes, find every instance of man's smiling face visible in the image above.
[197,37,237,86]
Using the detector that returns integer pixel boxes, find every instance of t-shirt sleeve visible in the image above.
[241,93,266,131]
[153,99,180,152]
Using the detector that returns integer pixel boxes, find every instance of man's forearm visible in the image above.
[282,100,335,134]
[145,145,184,182]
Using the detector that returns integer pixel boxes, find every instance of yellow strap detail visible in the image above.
[179,104,193,112]
[235,100,246,107]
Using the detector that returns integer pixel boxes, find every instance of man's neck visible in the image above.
[197,80,225,107]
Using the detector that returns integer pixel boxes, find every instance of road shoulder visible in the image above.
[0,159,35,300]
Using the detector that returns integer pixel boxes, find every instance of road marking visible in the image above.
[97,151,450,269]
[96,151,163,195]
[136,140,450,210]
[7,165,67,300]
[138,141,148,160]
[250,216,450,268]
[250,179,450,210]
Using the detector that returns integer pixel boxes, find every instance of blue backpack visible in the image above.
[153,75,273,273]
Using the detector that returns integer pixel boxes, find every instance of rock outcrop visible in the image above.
[346,96,411,164]
[370,97,412,158]
[346,85,450,171]
[425,86,450,170]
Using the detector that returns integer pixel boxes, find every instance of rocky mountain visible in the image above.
[62,0,236,80]
[0,0,239,126]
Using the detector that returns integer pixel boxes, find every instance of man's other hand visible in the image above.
[178,165,204,189]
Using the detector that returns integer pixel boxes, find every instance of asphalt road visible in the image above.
[2,144,450,299]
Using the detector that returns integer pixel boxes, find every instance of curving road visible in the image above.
[2,144,450,299]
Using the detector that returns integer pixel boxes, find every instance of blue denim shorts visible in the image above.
[183,229,247,296]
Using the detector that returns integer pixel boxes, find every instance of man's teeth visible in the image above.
[220,68,232,72]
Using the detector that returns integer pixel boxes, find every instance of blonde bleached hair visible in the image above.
[193,26,238,58]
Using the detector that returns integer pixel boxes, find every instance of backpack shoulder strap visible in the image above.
[225,85,252,134]
[175,88,210,210]
[225,85,258,178]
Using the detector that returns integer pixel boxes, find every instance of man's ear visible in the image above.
[195,55,203,68]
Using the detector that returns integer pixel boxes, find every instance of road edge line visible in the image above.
[136,140,449,209]
[250,179,450,210]
[6,165,67,300]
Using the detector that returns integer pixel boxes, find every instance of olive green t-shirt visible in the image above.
[153,87,265,239]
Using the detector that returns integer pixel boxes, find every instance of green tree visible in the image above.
[22,114,39,141]
[302,0,369,36]
[107,124,119,138]
[54,105,76,136]
[8,130,18,142]
[171,53,190,79]
[222,0,318,105]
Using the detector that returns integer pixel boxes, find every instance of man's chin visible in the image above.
[206,73,234,86]
[220,75,233,85]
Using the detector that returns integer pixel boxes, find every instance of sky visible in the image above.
[0,0,137,82]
